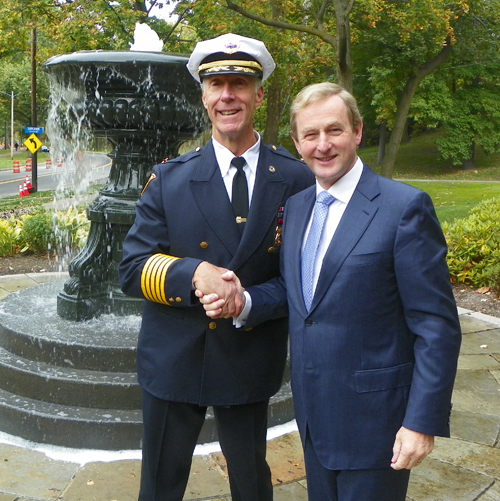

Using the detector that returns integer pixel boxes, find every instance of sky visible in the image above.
[148,1,177,21]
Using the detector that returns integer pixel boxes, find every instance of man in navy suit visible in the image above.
[118,34,314,501]
[198,82,462,501]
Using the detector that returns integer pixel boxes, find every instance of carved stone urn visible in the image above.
[44,51,206,320]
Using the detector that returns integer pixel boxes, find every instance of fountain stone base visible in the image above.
[0,282,294,450]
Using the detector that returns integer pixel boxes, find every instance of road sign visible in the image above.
[24,134,42,154]
[24,126,44,134]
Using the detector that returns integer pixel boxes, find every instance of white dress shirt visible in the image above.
[212,133,261,204]
[303,157,363,294]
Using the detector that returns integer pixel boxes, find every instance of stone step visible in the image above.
[0,382,295,450]
[0,346,140,409]
[0,386,143,450]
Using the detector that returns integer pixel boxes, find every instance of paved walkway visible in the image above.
[0,272,499,501]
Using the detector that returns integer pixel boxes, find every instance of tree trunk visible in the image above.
[381,42,452,178]
[263,75,282,145]
[377,120,387,165]
[462,141,475,170]
[333,0,353,93]
[381,76,419,178]
[401,118,410,143]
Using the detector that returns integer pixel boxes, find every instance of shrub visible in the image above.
[21,212,55,254]
[443,197,500,287]
[0,219,17,256]
[484,264,500,297]
[20,207,89,255]
[52,206,89,252]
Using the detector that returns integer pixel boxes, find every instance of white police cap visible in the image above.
[187,33,276,83]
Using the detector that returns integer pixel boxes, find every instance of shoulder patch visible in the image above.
[141,172,157,196]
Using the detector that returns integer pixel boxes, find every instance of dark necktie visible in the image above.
[231,157,248,233]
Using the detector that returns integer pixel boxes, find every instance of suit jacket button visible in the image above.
[305,318,313,326]
[208,321,217,330]
[200,241,209,249]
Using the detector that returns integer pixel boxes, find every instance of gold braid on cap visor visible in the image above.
[141,254,179,305]
[198,60,263,76]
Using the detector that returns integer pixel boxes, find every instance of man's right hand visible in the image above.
[192,263,245,318]
[195,270,245,319]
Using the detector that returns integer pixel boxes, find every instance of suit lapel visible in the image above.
[189,141,241,256]
[310,166,380,312]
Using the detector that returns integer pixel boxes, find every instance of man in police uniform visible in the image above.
[118,33,314,501]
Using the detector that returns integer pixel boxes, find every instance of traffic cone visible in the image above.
[25,175,33,192]
[57,157,63,168]
[25,158,32,172]
[13,160,20,173]
[19,183,24,198]
[23,182,30,197]
[46,158,52,169]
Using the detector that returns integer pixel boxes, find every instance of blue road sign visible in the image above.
[24,126,44,134]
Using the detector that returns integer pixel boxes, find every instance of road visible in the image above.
[0,153,111,198]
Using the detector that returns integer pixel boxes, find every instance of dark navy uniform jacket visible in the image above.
[119,140,314,406]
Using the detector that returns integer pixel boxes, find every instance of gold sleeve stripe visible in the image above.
[141,254,179,305]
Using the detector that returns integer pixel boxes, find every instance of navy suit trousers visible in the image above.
[139,390,272,501]
[304,432,411,501]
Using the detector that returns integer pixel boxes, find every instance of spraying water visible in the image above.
[130,23,164,52]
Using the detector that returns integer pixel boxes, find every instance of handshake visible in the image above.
[193,261,245,319]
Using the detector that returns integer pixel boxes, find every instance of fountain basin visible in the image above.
[0,282,294,450]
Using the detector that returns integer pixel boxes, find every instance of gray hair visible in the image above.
[290,82,362,138]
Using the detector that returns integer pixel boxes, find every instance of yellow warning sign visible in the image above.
[24,134,42,154]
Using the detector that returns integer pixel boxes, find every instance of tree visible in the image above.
[433,1,500,168]
[353,0,472,177]
[224,0,355,92]
[208,0,472,177]
[0,0,184,144]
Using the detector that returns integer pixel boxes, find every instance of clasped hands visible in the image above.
[193,261,245,318]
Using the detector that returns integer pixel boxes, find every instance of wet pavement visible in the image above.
[0,271,499,500]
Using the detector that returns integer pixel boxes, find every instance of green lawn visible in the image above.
[402,181,500,223]
[0,150,50,170]
[361,129,500,181]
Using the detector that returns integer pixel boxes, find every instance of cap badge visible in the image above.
[224,41,240,54]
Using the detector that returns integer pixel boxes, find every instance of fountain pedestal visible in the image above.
[44,51,206,321]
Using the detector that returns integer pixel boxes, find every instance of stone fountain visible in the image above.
[0,32,294,451]
[47,49,206,321]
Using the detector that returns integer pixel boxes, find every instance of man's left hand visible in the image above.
[391,426,434,470]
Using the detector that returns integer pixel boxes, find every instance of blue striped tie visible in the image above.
[301,191,335,311]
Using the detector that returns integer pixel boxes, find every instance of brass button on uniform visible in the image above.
[200,241,209,249]
[267,247,275,253]
[208,322,217,330]
[195,146,201,152]
[272,145,277,151]
[175,297,182,303]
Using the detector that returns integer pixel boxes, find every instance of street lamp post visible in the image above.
[0,91,30,160]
